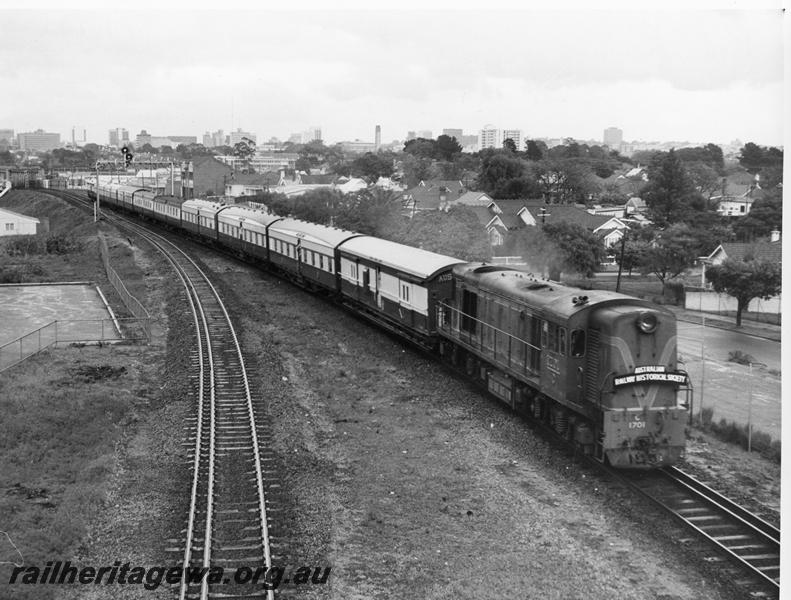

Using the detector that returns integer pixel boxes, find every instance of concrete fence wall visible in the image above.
[685,290,782,315]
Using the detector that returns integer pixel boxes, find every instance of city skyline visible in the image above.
[0,8,785,148]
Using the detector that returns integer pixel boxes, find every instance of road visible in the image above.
[676,321,781,440]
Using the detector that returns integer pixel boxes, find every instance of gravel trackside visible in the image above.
[192,249,746,600]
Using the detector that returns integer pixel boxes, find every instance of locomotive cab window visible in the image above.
[570,330,585,357]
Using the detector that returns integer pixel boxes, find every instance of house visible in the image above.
[463,205,510,247]
[183,156,233,198]
[624,197,647,215]
[698,232,782,287]
[335,177,369,194]
[0,207,41,236]
[710,172,765,217]
[450,191,493,207]
[402,179,466,215]
[225,172,281,198]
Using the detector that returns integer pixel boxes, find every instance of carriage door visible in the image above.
[376,267,383,309]
[296,239,303,276]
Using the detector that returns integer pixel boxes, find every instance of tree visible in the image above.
[435,135,462,161]
[502,138,517,153]
[334,188,403,236]
[706,258,781,326]
[393,207,490,261]
[638,224,699,291]
[732,190,783,241]
[542,221,606,278]
[615,236,650,277]
[403,138,436,159]
[233,137,256,172]
[400,154,437,188]
[477,151,527,196]
[351,152,394,181]
[642,149,701,226]
[738,142,783,174]
[534,158,599,204]
[524,139,546,161]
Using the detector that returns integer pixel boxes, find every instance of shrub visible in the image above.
[728,350,757,365]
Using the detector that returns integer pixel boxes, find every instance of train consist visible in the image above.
[90,183,691,468]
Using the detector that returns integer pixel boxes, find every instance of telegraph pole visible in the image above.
[615,232,627,292]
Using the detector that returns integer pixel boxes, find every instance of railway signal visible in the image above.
[121,146,134,168]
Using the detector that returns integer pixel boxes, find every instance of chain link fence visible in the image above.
[0,317,148,372]
[98,234,151,341]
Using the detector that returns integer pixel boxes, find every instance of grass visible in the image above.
[0,189,158,599]
[0,346,148,599]
[692,407,781,463]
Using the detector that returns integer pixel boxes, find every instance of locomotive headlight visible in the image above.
[637,312,658,334]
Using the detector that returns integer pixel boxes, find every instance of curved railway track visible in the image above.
[47,190,279,599]
[621,465,780,597]
[42,188,780,597]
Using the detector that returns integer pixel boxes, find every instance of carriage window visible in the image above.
[570,330,585,357]
[559,327,567,355]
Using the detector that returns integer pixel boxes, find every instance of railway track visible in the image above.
[43,188,780,597]
[622,465,780,597]
[47,190,281,599]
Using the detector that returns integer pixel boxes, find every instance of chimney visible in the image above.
[770,230,780,243]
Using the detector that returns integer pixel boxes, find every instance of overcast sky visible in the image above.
[1,6,785,147]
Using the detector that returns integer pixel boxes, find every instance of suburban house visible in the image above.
[402,179,467,215]
[688,232,782,317]
[697,232,782,288]
[0,207,41,236]
[710,172,766,217]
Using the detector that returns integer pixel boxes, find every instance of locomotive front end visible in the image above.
[589,305,690,468]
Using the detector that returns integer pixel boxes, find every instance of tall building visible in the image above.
[17,129,60,152]
[109,128,129,148]
[502,129,522,150]
[406,131,417,141]
[375,125,381,150]
[461,134,479,152]
[442,128,463,140]
[479,125,500,150]
[0,129,14,150]
[603,127,623,148]
[302,126,322,143]
[417,129,433,139]
[71,126,87,147]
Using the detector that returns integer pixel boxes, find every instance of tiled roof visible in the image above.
[521,204,610,230]
[453,191,493,206]
[300,174,337,185]
[715,241,782,263]
[403,179,467,210]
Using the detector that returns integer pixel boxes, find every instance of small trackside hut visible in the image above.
[336,236,464,342]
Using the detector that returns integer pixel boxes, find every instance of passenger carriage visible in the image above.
[216,205,282,262]
[336,236,463,337]
[267,219,361,290]
[181,199,225,240]
[152,195,186,229]
[131,189,157,219]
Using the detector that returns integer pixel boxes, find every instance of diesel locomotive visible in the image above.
[89,183,691,468]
